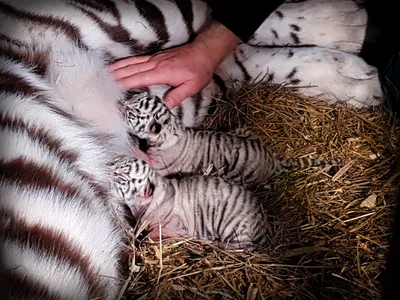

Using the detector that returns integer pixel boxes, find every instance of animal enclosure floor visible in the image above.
[121,83,400,300]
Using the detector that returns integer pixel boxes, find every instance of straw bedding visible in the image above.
[121,82,400,299]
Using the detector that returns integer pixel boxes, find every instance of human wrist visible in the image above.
[192,20,241,71]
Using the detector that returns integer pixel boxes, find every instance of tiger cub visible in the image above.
[119,94,337,188]
[110,157,269,250]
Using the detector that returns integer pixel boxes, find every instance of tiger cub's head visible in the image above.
[119,93,184,151]
[109,157,156,204]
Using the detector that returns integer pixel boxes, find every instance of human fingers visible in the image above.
[108,55,152,71]
[116,69,172,89]
[164,81,199,109]
[111,60,157,81]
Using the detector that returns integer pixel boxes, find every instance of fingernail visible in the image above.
[164,98,173,109]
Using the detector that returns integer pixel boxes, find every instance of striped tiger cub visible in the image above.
[121,93,337,188]
[110,157,269,250]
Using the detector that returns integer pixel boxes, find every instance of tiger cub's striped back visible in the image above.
[110,157,269,250]
[120,94,337,187]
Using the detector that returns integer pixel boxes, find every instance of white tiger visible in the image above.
[110,156,269,250]
[0,0,383,298]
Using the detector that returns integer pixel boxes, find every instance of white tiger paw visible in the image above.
[229,127,260,140]
[250,0,367,53]
[217,44,384,108]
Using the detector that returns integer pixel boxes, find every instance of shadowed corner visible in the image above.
[360,0,400,115]
[0,139,8,299]
[381,54,400,299]
[360,0,400,299]
[0,250,7,300]
[382,185,400,300]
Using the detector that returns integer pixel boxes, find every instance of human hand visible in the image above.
[109,20,241,108]
[109,43,216,109]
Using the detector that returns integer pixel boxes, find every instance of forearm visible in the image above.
[190,1,286,70]
[192,20,241,67]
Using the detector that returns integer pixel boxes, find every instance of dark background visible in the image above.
[364,0,400,298]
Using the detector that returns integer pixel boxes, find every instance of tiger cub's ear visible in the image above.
[150,120,162,134]
[127,132,150,154]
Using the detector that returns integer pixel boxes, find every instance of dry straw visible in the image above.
[122,82,400,299]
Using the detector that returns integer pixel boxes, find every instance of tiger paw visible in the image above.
[250,0,367,53]
[219,44,384,108]
[137,182,154,199]
[228,127,259,140]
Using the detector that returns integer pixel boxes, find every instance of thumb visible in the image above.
[164,81,198,109]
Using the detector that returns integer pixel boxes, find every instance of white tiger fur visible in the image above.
[0,56,126,298]
[249,0,368,52]
[120,94,336,187]
[110,157,269,250]
[0,0,383,298]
